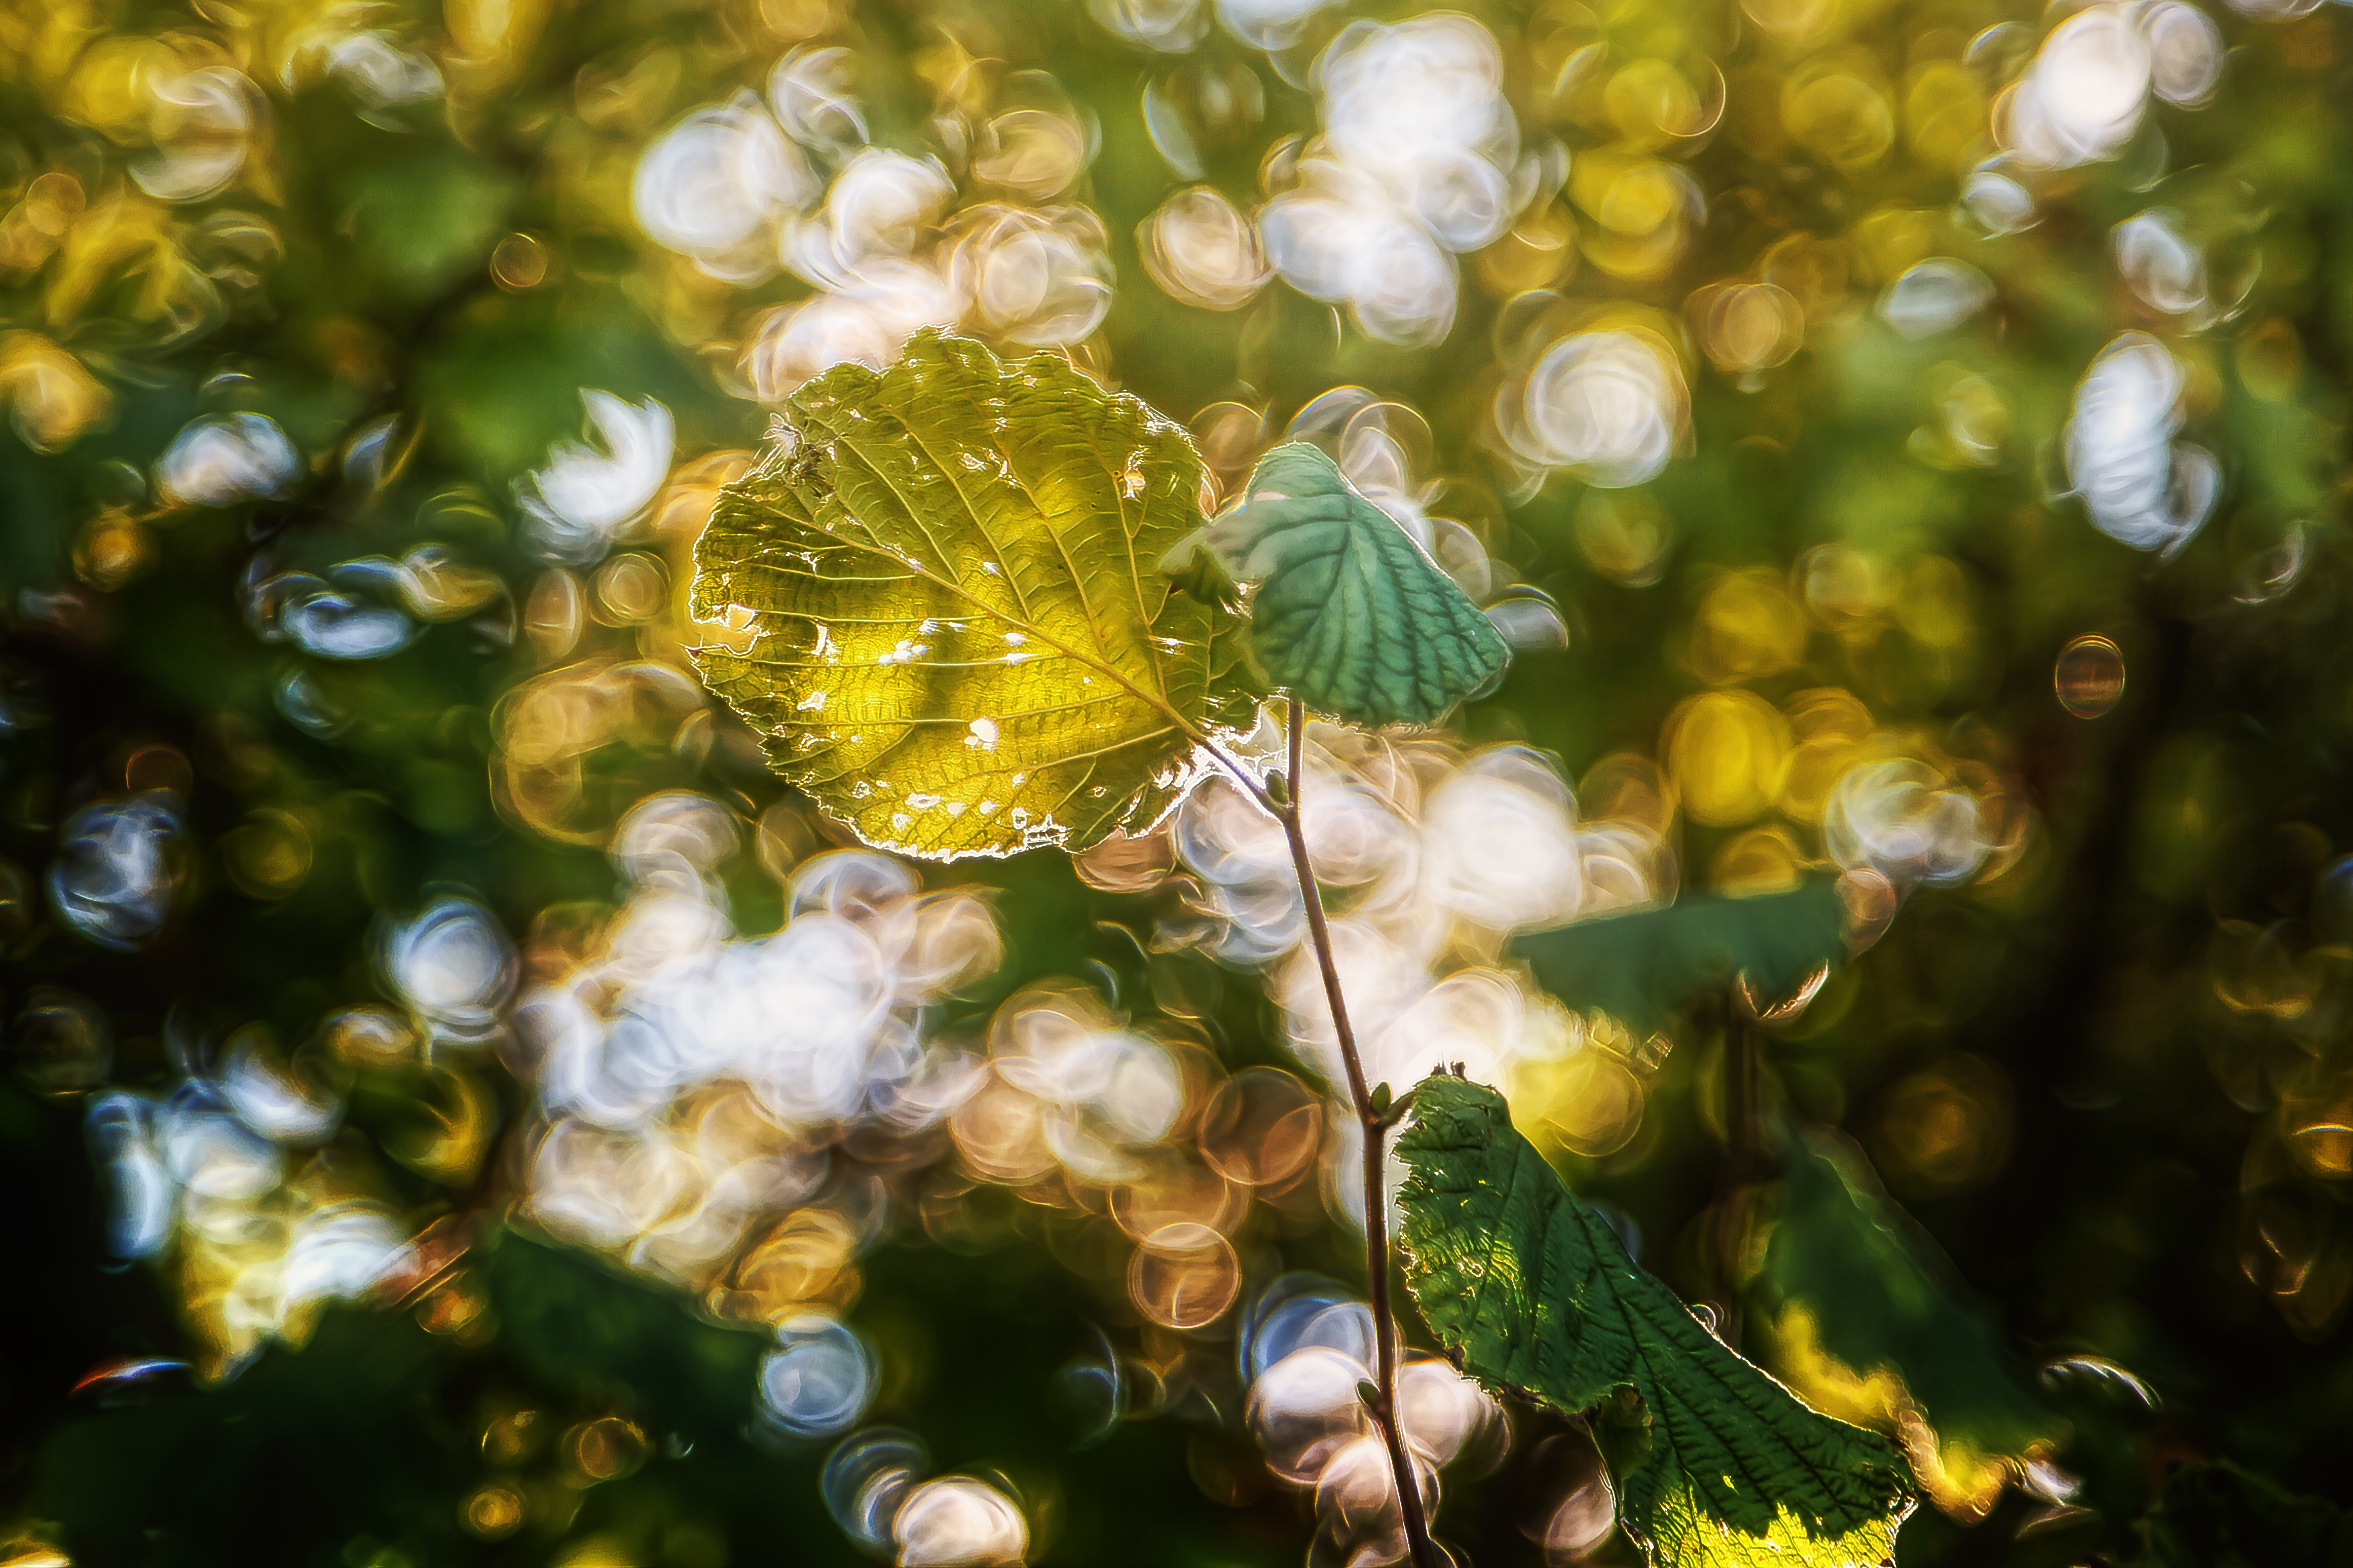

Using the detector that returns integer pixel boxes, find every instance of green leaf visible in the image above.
[1509,879,1847,1036]
[1395,1075,1914,1567]
[1753,1131,2058,1509]
[1166,441,1509,728]
[690,328,1256,860]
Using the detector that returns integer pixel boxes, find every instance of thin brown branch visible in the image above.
[1279,696,1440,1568]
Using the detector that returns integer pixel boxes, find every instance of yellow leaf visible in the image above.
[690,328,1256,860]
[1651,1487,1901,1567]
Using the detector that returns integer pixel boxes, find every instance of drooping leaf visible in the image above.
[1752,1130,2059,1518]
[689,329,1257,860]
[1396,1074,1914,1567]
[1165,441,1509,728]
[1509,879,1848,1036]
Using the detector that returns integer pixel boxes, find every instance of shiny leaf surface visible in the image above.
[691,328,1255,859]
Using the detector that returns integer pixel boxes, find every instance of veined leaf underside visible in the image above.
[688,329,1256,860]
[1177,442,1510,729]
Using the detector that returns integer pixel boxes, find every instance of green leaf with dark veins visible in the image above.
[1164,442,1509,728]
[689,328,1257,860]
[1396,1074,1914,1568]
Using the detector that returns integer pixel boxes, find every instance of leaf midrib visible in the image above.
[1617,1283,1780,1538]
[796,721,1178,789]
[809,428,1210,748]
[1405,1088,1904,1556]
[862,406,1129,711]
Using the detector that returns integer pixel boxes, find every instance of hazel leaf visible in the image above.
[689,328,1257,860]
[1396,1074,1915,1567]
[1167,442,1509,728]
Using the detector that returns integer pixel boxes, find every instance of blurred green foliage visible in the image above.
[2,0,2353,1563]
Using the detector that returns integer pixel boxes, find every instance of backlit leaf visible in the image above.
[689,328,1256,860]
[1396,1074,1914,1567]
[1167,442,1509,728]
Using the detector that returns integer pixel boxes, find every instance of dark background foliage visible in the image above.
[5,0,2353,1564]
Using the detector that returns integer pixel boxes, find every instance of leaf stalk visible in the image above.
[1277,696,1441,1568]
